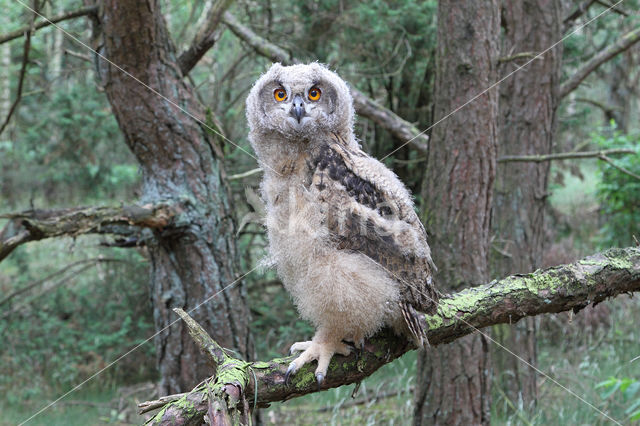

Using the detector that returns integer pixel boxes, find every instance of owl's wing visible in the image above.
[308,139,438,346]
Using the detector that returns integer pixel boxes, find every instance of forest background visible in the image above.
[0,0,639,424]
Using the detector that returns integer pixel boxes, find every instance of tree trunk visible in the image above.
[415,1,499,424]
[490,0,563,412]
[95,0,253,395]
[605,46,638,133]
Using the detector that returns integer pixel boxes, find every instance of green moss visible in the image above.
[294,367,316,390]
[251,361,272,369]
[603,250,634,269]
[151,406,169,423]
[424,312,443,329]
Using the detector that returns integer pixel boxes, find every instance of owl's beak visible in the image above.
[290,94,305,123]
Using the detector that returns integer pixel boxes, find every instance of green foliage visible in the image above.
[595,376,640,422]
[0,240,156,403]
[593,124,640,247]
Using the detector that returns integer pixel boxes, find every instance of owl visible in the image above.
[246,63,438,384]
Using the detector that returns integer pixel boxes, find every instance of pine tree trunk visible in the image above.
[491,0,562,411]
[95,0,253,395]
[415,1,499,424]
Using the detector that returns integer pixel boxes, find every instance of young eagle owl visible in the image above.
[246,63,438,384]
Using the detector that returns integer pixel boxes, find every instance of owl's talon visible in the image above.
[316,372,324,385]
[289,341,312,355]
[285,362,297,385]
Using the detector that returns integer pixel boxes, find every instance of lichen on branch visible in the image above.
[141,247,640,424]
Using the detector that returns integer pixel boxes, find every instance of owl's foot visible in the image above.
[285,339,352,385]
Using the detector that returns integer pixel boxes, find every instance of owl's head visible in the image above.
[246,63,354,142]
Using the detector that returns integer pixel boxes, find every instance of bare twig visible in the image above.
[560,26,640,98]
[498,148,635,163]
[594,0,629,16]
[0,5,97,45]
[64,49,92,63]
[599,154,640,180]
[0,8,34,136]
[139,393,189,415]
[574,97,622,115]
[498,51,539,64]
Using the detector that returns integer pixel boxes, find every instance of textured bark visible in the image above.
[95,1,252,394]
[491,0,563,411]
[0,204,179,261]
[141,247,640,424]
[416,1,500,424]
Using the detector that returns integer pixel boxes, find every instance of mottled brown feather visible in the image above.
[307,135,438,346]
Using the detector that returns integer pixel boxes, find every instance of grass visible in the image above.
[492,297,640,425]
[1,389,118,426]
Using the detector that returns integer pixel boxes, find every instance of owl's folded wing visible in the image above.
[308,140,439,327]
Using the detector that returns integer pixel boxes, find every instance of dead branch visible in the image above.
[141,247,640,424]
[497,148,635,163]
[0,203,182,262]
[0,5,97,45]
[559,26,640,99]
[221,12,429,154]
[177,0,235,75]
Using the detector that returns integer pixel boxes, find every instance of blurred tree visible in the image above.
[415,0,499,424]
[490,0,563,412]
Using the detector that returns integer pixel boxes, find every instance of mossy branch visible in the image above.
[0,203,183,262]
[140,247,640,424]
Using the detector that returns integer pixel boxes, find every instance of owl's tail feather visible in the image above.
[401,302,429,349]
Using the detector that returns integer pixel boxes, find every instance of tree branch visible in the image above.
[0,203,182,262]
[599,154,640,180]
[221,12,430,154]
[0,3,34,136]
[564,0,596,27]
[497,148,635,163]
[559,26,640,99]
[141,247,640,424]
[177,0,235,75]
[573,97,623,115]
[0,5,97,45]
[498,51,539,64]
[594,0,629,16]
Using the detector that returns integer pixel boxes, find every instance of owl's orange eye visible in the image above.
[274,88,287,102]
[308,87,321,101]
